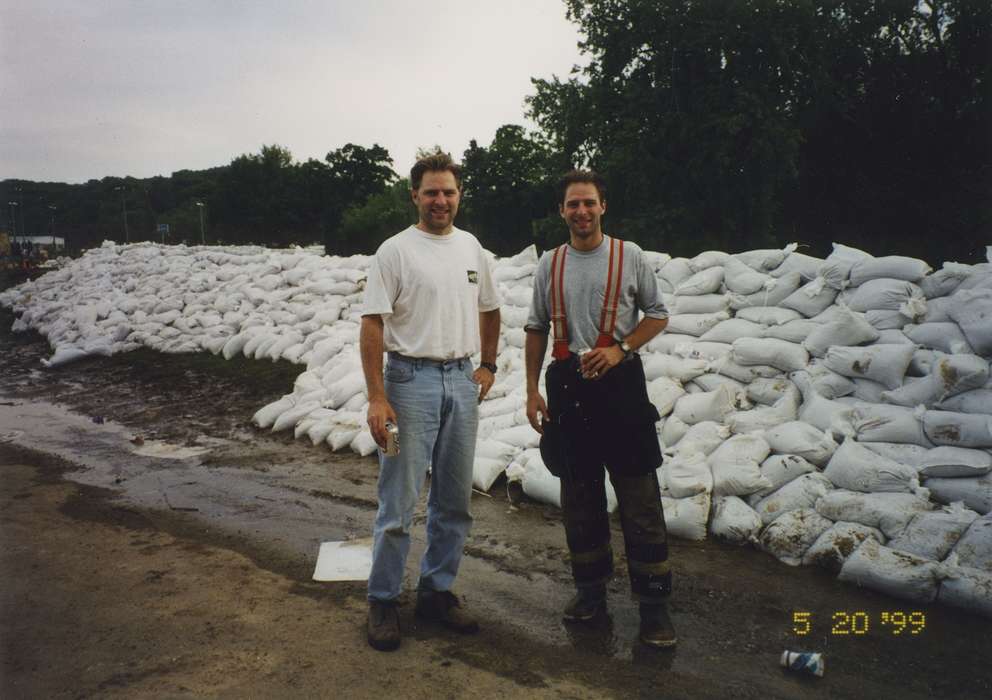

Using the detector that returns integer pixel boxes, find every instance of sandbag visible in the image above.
[904,322,975,355]
[658,257,694,287]
[923,410,992,448]
[711,459,773,497]
[732,337,809,373]
[724,257,775,295]
[691,374,746,394]
[838,539,946,603]
[733,243,798,272]
[779,279,839,318]
[759,508,833,566]
[815,490,934,539]
[671,293,731,314]
[672,385,736,425]
[674,267,724,296]
[726,394,798,434]
[824,439,920,493]
[764,421,837,466]
[849,377,889,404]
[770,252,824,281]
[887,503,979,561]
[947,289,992,356]
[664,451,713,498]
[937,558,992,618]
[917,446,992,478]
[925,472,992,515]
[728,272,802,310]
[688,250,730,271]
[851,403,931,446]
[798,389,855,438]
[699,318,765,344]
[708,359,782,383]
[660,415,690,448]
[664,421,730,457]
[473,457,510,491]
[761,319,817,343]
[849,255,931,286]
[750,454,817,501]
[666,311,730,337]
[860,442,931,467]
[951,512,992,571]
[818,243,873,290]
[922,263,975,299]
[823,344,915,389]
[746,377,800,406]
[753,472,833,525]
[803,307,879,358]
[646,376,686,417]
[791,364,856,399]
[660,492,711,540]
[936,389,992,414]
[642,353,709,383]
[802,522,885,572]
[709,496,763,544]
[673,341,734,363]
[735,306,802,326]
[846,279,927,319]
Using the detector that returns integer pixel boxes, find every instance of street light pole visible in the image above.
[7,201,17,245]
[48,205,57,246]
[114,185,129,243]
[195,201,205,245]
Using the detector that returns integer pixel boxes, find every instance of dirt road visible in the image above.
[0,304,989,699]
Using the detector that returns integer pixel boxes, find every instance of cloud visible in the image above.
[0,0,585,183]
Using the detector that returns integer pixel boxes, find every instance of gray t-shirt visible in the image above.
[525,235,668,351]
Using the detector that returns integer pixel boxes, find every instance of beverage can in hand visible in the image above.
[383,422,400,456]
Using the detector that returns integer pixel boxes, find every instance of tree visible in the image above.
[527,0,991,263]
[323,143,398,254]
[337,179,416,254]
[460,125,563,255]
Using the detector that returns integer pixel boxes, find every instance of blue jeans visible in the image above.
[367,352,479,603]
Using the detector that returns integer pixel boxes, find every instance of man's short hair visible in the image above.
[558,169,606,205]
[411,151,463,191]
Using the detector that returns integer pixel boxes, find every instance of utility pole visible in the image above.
[7,201,17,245]
[195,201,205,245]
[114,185,129,243]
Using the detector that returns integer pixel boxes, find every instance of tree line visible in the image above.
[2,0,989,265]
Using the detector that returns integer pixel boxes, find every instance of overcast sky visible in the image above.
[0,1,586,184]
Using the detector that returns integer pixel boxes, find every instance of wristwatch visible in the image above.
[480,361,498,374]
[618,339,633,358]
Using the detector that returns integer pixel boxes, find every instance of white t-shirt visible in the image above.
[362,226,501,360]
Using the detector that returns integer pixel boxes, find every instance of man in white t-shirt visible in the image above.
[360,152,501,651]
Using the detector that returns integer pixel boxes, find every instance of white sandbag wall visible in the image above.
[2,239,991,615]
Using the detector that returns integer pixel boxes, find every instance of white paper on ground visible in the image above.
[313,538,374,581]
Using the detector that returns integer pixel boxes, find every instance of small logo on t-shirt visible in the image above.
[467,270,478,284]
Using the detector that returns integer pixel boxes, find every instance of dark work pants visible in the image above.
[560,468,672,604]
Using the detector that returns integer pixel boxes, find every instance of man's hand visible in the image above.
[526,391,550,434]
[366,396,397,449]
[473,366,495,403]
[579,344,625,380]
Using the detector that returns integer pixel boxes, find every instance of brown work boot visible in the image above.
[562,586,607,622]
[415,590,480,634]
[639,603,677,648]
[367,600,401,651]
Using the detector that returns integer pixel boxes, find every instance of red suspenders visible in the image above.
[549,237,626,361]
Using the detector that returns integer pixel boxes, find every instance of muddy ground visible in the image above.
[0,275,990,699]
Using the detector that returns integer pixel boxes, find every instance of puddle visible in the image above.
[130,440,213,460]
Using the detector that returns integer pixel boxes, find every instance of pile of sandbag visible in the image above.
[2,239,991,616]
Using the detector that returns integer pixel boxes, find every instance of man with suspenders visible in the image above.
[524,170,676,648]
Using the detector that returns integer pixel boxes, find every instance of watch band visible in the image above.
[480,361,498,374]
[618,340,633,357]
